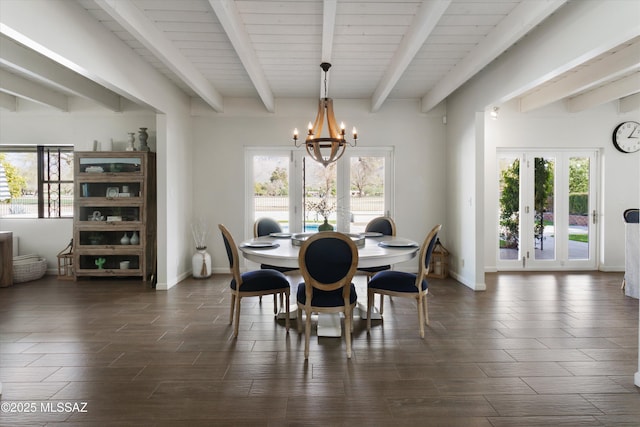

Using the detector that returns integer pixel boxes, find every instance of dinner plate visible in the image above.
[241,242,279,249]
[363,231,383,237]
[378,238,418,248]
[269,232,292,238]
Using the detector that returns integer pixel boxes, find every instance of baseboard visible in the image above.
[599,265,625,272]
[450,271,486,291]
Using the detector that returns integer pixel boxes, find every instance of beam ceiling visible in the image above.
[95,0,224,112]
[0,0,637,115]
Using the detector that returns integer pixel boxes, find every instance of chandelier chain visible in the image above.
[323,68,328,99]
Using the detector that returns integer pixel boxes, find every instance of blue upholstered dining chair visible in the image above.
[253,217,298,307]
[357,216,396,314]
[219,224,290,338]
[253,217,283,238]
[253,217,298,274]
[297,232,359,359]
[621,209,639,291]
[366,224,442,339]
[623,208,639,223]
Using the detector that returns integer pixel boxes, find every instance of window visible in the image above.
[246,147,393,237]
[0,145,74,218]
[496,149,598,270]
[250,152,291,231]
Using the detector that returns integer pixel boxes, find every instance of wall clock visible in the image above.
[612,121,640,153]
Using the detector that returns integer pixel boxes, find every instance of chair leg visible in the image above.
[297,308,303,333]
[417,297,425,339]
[273,294,278,314]
[229,293,236,325]
[423,295,429,326]
[284,291,290,333]
[367,275,383,314]
[366,289,373,333]
[233,296,242,338]
[304,308,311,359]
[345,307,352,359]
[350,308,354,332]
[621,278,626,290]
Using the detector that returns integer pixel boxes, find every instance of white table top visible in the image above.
[239,234,419,269]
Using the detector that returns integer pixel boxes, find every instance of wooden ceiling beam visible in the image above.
[96,0,224,112]
[0,34,121,111]
[371,0,450,112]
[519,40,640,112]
[0,69,67,111]
[0,92,17,111]
[619,92,640,113]
[320,0,337,98]
[421,0,568,113]
[209,0,274,112]
[567,72,640,112]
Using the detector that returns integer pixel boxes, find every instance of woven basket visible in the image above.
[13,255,47,283]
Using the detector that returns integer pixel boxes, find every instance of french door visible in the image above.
[497,150,599,270]
[246,147,393,237]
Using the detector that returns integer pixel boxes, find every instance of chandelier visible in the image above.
[293,63,357,167]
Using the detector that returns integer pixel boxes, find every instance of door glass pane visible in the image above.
[252,156,290,232]
[349,156,385,233]
[533,157,555,260]
[498,156,520,260]
[303,159,336,232]
[568,156,590,259]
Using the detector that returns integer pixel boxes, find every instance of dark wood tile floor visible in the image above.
[1,271,638,426]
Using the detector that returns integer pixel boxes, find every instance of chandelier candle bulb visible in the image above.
[293,128,299,141]
[353,127,358,139]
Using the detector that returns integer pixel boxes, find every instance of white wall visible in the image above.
[443,101,485,290]
[155,111,195,289]
[484,101,640,272]
[191,97,448,273]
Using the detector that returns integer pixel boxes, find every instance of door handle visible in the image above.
[592,210,597,224]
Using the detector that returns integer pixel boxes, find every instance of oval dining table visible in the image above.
[238,232,420,337]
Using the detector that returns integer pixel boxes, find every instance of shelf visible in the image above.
[73,151,156,281]
[79,182,143,199]
[78,156,142,174]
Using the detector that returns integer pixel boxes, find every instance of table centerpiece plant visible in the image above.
[306,194,336,231]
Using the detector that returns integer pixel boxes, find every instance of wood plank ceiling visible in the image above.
[1,0,638,114]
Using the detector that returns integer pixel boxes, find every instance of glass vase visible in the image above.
[318,218,334,231]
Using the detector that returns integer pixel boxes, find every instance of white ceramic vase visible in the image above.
[120,233,130,245]
[130,231,139,245]
[126,133,135,151]
[192,248,212,279]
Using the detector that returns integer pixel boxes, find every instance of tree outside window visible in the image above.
[0,146,73,218]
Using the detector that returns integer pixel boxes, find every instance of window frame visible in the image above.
[0,144,74,219]
[245,146,394,238]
